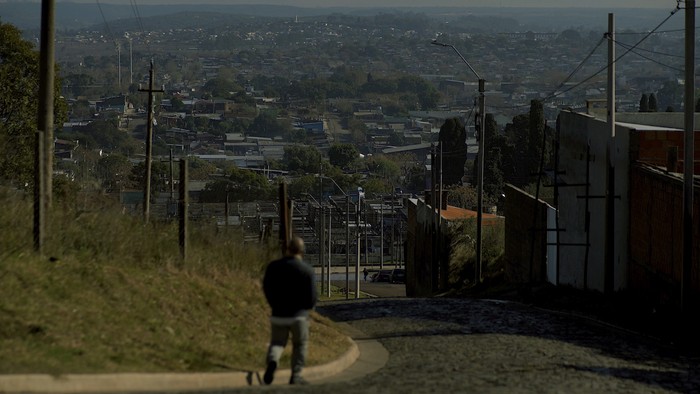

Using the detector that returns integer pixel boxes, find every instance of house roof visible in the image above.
[440,205,500,222]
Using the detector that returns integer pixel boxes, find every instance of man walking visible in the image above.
[262,236,317,385]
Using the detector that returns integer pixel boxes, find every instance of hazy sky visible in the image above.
[56,0,672,8]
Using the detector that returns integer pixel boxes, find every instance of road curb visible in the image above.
[0,338,361,393]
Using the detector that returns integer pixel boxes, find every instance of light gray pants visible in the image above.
[266,317,309,378]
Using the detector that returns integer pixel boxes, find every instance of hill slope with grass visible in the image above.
[0,188,349,374]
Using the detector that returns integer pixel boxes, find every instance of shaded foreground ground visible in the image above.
[222,297,700,393]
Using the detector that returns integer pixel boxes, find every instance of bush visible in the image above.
[447,218,505,288]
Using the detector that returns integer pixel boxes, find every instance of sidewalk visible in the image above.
[0,324,387,393]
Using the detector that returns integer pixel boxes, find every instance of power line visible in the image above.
[129,0,153,55]
[613,39,684,72]
[612,40,685,59]
[95,0,116,45]
[485,6,681,113]
[541,6,681,103]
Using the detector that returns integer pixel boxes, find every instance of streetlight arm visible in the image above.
[431,40,482,82]
[431,38,486,284]
[317,175,348,197]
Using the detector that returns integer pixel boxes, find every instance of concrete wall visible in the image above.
[504,184,549,283]
[405,198,456,297]
[405,199,437,297]
[557,111,630,292]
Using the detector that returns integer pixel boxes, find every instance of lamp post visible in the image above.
[431,39,486,282]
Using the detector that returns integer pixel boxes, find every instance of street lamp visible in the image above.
[431,39,486,282]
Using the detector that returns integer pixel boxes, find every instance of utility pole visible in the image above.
[34,0,56,252]
[117,42,121,90]
[169,149,175,202]
[179,158,188,262]
[431,144,438,290]
[391,189,395,265]
[475,78,486,283]
[345,195,350,300]
[319,177,324,295]
[604,13,616,295]
[328,204,332,298]
[320,205,325,295]
[355,198,361,299]
[380,199,384,269]
[139,61,164,223]
[439,142,447,290]
[433,40,487,283]
[682,0,695,314]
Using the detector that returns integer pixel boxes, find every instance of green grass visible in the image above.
[0,188,350,374]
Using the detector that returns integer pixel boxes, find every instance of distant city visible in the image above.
[1,3,692,203]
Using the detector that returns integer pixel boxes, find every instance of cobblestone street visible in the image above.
[228,298,700,393]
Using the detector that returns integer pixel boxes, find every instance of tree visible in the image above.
[283,145,322,174]
[130,161,169,201]
[403,164,426,194]
[639,93,649,112]
[288,175,317,199]
[361,177,390,196]
[0,22,67,188]
[249,110,291,138]
[188,157,217,180]
[200,167,273,202]
[648,93,658,112]
[348,118,367,144]
[527,100,545,178]
[328,143,359,169]
[96,154,133,192]
[482,114,505,199]
[73,120,133,154]
[70,99,93,120]
[503,113,530,187]
[365,155,400,185]
[202,77,241,98]
[657,80,683,111]
[438,118,467,186]
[388,130,405,146]
[483,147,504,199]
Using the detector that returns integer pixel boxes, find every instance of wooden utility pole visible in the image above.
[34,0,56,252]
[345,195,350,300]
[139,61,164,223]
[604,13,616,295]
[278,182,291,254]
[179,158,188,262]
[682,0,695,313]
[40,0,55,209]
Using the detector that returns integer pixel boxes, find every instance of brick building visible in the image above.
[555,110,699,307]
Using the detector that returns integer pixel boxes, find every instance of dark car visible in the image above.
[371,269,392,282]
[390,268,405,284]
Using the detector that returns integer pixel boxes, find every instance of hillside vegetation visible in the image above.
[0,188,349,374]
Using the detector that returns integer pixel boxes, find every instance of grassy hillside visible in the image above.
[0,188,349,374]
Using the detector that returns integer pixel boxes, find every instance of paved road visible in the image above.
[330,279,406,298]
[223,297,700,393]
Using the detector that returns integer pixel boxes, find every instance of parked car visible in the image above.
[371,269,392,283]
[390,268,405,284]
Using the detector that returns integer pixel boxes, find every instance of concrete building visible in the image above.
[555,110,699,302]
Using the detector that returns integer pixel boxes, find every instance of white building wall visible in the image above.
[557,111,630,292]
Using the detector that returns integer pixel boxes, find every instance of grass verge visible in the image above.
[0,188,350,374]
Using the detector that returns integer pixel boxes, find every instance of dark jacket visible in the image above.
[263,256,317,318]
